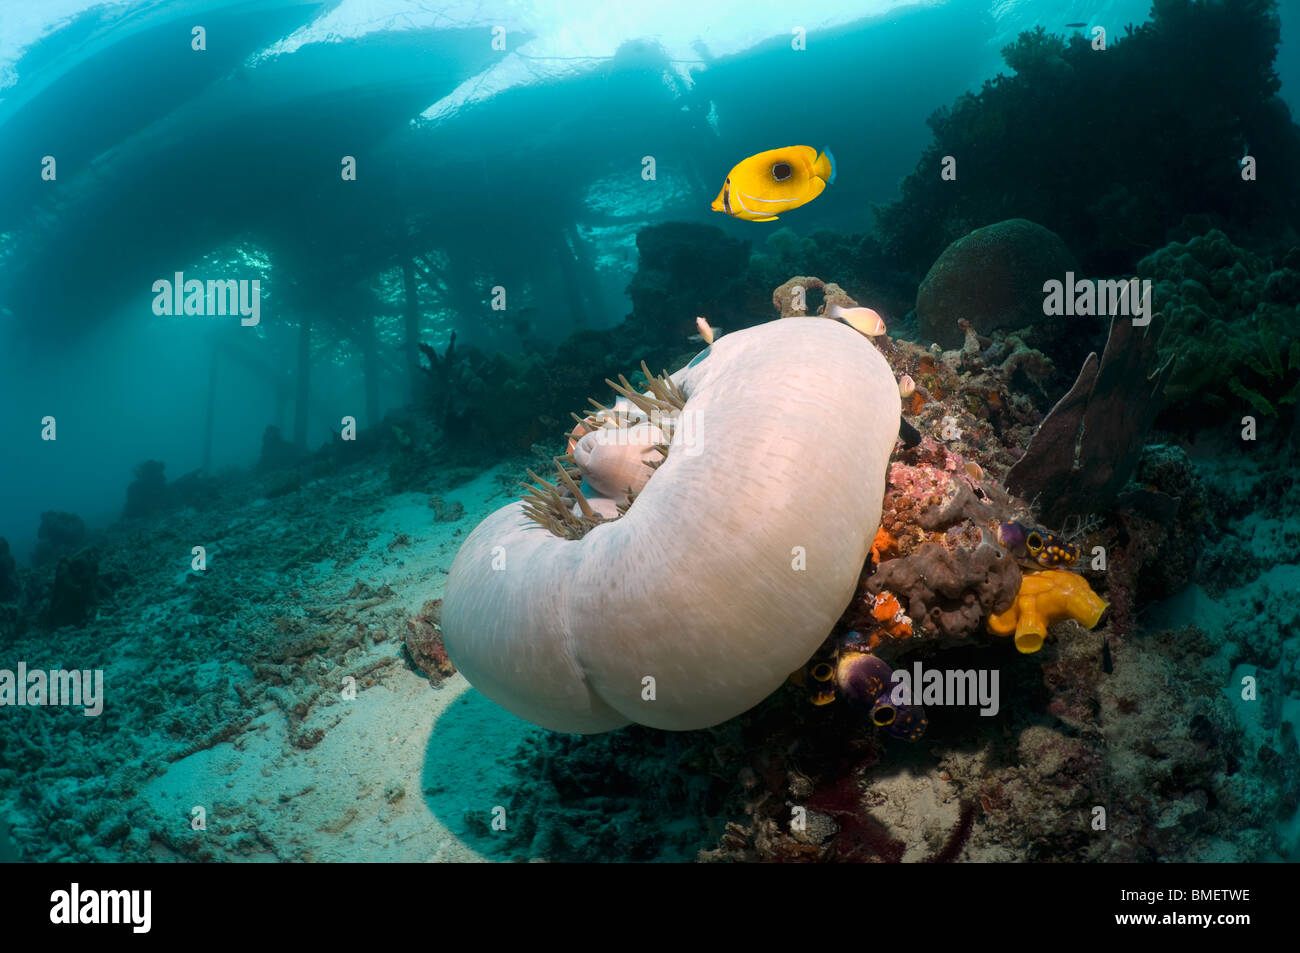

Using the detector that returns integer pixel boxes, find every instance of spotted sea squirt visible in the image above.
[441,317,901,733]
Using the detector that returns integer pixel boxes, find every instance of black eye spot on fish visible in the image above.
[772,162,792,181]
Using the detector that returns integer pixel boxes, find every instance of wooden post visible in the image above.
[202,341,217,472]
[402,259,421,405]
[557,228,588,329]
[293,313,311,449]
[362,311,380,427]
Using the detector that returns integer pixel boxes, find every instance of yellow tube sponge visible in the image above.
[985,570,1107,654]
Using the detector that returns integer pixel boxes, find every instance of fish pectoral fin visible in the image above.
[806,177,827,200]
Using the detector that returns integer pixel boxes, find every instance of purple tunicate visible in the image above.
[835,651,893,709]
[885,702,928,741]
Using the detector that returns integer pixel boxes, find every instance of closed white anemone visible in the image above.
[441,318,900,733]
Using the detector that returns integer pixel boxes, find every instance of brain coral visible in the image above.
[916,219,1078,350]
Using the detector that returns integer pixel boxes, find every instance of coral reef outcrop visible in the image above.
[916,219,1078,350]
[257,425,300,471]
[31,511,86,568]
[626,222,751,341]
[43,551,100,628]
[875,4,1300,279]
[122,460,168,520]
[0,538,18,602]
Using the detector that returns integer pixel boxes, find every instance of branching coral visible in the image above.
[985,569,1108,653]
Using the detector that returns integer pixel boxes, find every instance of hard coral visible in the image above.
[1139,229,1300,435]
[985,569,1107,653]
[915,219,1079,350]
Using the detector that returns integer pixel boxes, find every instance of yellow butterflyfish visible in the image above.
[711,146,836,222]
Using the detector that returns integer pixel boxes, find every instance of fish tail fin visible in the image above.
[816,148,836,184]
